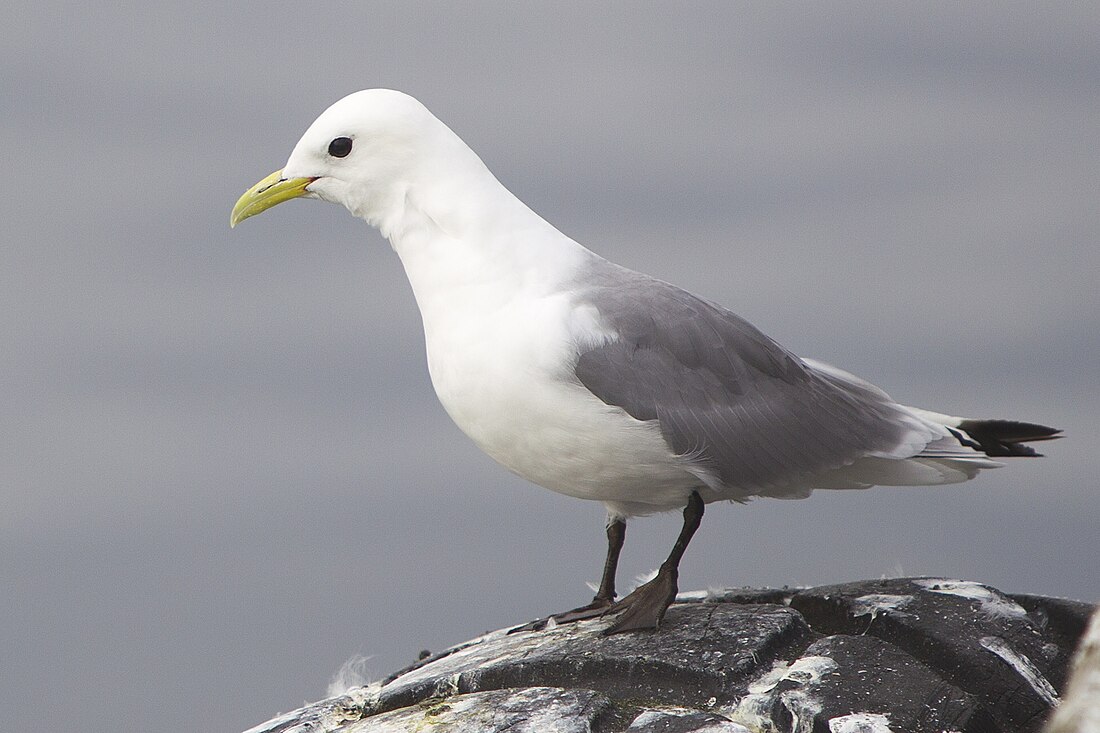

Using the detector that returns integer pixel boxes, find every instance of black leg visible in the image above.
[508,516,628,632]
[602,491,704,635]
[593,517,626,604]
[542,516,626,622]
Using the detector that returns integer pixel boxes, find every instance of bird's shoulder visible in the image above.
[570,261,808,394]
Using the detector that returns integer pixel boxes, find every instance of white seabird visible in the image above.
[231,89,1060,634]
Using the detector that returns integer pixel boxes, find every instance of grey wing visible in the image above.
[573,271,923,496]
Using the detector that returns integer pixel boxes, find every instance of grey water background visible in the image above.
[4,4,1098,732]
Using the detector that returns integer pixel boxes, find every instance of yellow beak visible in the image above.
[230,170,317,228]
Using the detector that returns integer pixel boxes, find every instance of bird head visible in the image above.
[230,89,448,229]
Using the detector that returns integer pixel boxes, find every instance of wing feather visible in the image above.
[572,264,921,496]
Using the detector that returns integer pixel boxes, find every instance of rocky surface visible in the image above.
[1045,605,1100,733]
[242,578,1094,733]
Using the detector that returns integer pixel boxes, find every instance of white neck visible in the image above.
[372,140,592,324]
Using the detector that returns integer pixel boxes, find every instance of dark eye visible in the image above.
[328,137,353,158]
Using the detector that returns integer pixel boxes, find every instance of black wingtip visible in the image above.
[956,419,1063,458]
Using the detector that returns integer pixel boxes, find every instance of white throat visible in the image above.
[374,146,593,329]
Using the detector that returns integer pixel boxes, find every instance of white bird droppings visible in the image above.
[828,712,894,732]
[980,636,1060,707]
[851,594,913,620]
[912,579,1028,619]
[732,656,838,732]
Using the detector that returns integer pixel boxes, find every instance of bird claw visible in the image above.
[600,568,678,635]
[509,570,680,636]
[507,618,548,634]
[507,597,615,634]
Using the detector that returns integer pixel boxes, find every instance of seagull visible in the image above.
[231,89,1060,634]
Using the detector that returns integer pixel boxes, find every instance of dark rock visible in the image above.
[243,686,615,733]
[367,687,615,732]
[625,709,746,731]
[677,587,798,606]
[736,634,995,733]
[790,578,1071,732]
[241,578,1094,733]
[1010,594,1097,654]
[377,602,811,713]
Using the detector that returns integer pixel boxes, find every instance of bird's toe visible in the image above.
[600,570,678,635]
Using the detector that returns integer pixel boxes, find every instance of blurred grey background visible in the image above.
[4,3,1098,732]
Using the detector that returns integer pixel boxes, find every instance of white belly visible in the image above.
[421,292,698,512]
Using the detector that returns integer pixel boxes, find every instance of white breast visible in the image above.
[384,189,701,515]
[420,286,698,512]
